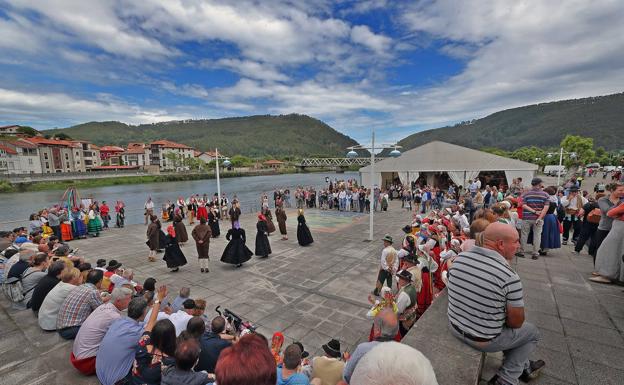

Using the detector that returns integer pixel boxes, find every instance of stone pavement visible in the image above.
[1,200,623,384]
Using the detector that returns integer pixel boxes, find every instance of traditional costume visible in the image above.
[115,201,125,228]
[366,287,401,342]
[187,197,197,225]
[87,208,102,237]
[146,216,160,262]
[192,220,212,273]
[276,206,288,240]
[255,214,272,258]
[396,270,418,338]
[70,209,87,239]
[61,219,73,241]
[271,332,285,365]
[197,201,208,222]
[229,203,241,229]
[297,209,313,246]
[163,225,187,272]
[263,208,276,234]
[173,215,188,244]
[208,205,220,238]
[221,225,253,267]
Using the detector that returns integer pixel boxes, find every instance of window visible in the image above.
[66,162,70,168]
[65,153,69,160]
[44,153,48,159]
[45,162,49,168]
[76,151,79,156]
[28,158,33,165]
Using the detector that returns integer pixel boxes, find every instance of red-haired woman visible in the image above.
[215,334,276,385]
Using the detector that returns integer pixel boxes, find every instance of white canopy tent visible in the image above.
[359,141,538,188]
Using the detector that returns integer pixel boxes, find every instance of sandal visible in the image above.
[589,275,612,284]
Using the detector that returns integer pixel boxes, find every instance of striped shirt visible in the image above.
[56,283,103,329]
[520,188,549,220]
[447,246,524,339]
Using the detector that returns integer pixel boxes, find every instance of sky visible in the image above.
[1,0,623,145]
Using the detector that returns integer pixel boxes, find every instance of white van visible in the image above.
[543,165,567,176]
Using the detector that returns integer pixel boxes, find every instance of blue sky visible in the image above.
[1,0,623,145]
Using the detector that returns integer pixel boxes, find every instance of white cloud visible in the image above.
[0,87,188,127]
[350,25,392,55]
[209,59,289,82]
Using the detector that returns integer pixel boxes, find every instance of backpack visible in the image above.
[587,208,602,224]
[3,271,34,303]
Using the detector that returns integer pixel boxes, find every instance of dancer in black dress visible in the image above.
[208,203,221,238]
[255,213,272,258]
[221,223,253,268]
[163,225,187,272]
[297,209,314,246]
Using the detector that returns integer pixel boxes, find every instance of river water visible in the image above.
[0,172,358,226]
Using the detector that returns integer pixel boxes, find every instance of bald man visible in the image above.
[447,223,544,385]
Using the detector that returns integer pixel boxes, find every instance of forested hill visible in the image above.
[388,93,624,153]
[47,114,361,157]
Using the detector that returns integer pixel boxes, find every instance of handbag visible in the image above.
[587,208,602,224]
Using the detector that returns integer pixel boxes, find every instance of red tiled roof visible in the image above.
[99,145,125,152]
[0,143,18,155]
[14,139,38,149]
[0,125,20,129]
[124,147,147,154]
[151,140,192,149]
[26,136,80,147]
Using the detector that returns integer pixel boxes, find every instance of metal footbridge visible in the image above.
[296,157,386,169]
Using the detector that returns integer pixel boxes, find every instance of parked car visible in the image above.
[543,165,567,176]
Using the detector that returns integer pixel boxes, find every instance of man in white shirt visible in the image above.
[39,267,82,331]
[373,235,399,297]
[167,298,196,336]
[560,186,588,245]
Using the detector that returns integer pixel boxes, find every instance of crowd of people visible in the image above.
[2,170,623,385]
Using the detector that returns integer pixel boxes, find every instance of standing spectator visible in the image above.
[590,183,624,266]
[448,223,544,385]
[144,197,155,225]
[590,186,624,284]
[560,186,587,245]
[71,287,133,375]
[574,194,603,255]
[518,178,550,260]
[56,269,105,340]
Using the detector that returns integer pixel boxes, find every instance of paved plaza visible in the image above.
[0,201,623,384]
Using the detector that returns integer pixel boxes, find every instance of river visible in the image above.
[0,171,359,226]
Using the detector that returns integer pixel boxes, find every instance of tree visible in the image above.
[16,126,39,136]
[53,133,72,140]
[481,147,510,157]
[510,146,549,167]
[560,135,595,167]
[164,152,183,169]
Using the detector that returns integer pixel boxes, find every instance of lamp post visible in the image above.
[547,148,577,187]
[347,129,401,241]
[214,148,231,212]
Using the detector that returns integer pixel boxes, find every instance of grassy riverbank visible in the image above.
[0,166,351,193]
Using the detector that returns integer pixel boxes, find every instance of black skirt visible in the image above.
[297,215,314,246]
[163,235,187,268]
[255,222,272,257]
[221,239,253,265]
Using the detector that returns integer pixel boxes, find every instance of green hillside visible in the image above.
[388,93,624,153]
[46,114,362,158]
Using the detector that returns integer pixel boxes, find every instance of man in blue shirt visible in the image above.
[277,343,320,385]
[95,294,155,385]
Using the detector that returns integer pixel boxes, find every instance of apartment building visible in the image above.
[149,140,194,171]
[27,137,86,173]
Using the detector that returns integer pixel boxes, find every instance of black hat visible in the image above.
[402,225,412,234]
[293,341,309,358]
[96,259,107,268]
[106,259,122,271]
[397,269,413,282]
[322,339,341,358]
[183,299,196,310]
[403,252,418,265]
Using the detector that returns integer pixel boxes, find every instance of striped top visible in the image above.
[520,188,549,220]
[447,246,524,339]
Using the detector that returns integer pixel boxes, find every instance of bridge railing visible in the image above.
[298,157,386,167]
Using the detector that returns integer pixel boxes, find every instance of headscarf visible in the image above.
[233,221,240,230]
[167,224,176,238]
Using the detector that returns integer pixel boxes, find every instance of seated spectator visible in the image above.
[448,222,544,385]
[170,286,190,313]
[6,248,34,280]
[131,318,176,384]
[101,259,122,292]
[349,342,438,385]
[216,334,277,385]
[77,262,92,284]
[110,268,138,291]
[278,343,321,385]
[56,269,105,340]
[38,267,81,330]
[192,298,210,327]
[14,252,49,310]
[71,287,133,375]
[162,338,214,385]
[51,244,79,269]
[96,286,166,385]
[303,339,344,385]
[94,258,107,272]
[343,309,399,384]
[196,315,233,373]
[168,299,196,336]
[185,316,206,339]
[30,260,66,314]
